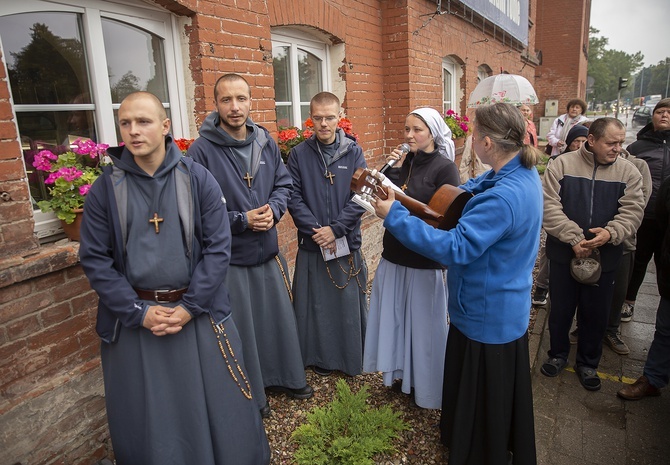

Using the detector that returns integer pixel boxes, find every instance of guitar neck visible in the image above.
[383,186,444,226]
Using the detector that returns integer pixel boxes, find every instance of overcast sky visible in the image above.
[590,0,669,67]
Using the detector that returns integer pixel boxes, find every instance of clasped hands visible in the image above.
[247,204,275,232]
[572,227,611,259]
[312,225,337,254]
[143,304,192,336]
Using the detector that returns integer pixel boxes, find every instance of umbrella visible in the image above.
[467,74,539,108]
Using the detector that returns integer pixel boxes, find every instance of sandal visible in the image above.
[575,366,601,391]
[540,357,568,377]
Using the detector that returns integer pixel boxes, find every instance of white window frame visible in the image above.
[443,58,456,113]
[271,28,331,127]
[0,0,188,238]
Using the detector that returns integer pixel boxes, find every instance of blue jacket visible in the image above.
[383,154,542,344]
[79,138,233,343]
[287,130,367,252]
[188,111,292,266]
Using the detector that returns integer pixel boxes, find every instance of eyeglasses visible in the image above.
[311,116,339,123]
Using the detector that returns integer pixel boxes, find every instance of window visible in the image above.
[272,29,330,128]
[477,64,492,83]
[443,58,456,113]
[0,0,186,238]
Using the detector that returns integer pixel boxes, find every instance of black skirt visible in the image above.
[440,325,537,465]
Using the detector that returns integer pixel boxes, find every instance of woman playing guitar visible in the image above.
[363,107,459,410]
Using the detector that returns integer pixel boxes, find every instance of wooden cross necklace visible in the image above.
[243,172,253,188]
[135,177,168,234]
[149,213,163,233]
[401,160,415,192]
[316,141,335,185]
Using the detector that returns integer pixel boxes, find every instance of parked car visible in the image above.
[632,105,653,127]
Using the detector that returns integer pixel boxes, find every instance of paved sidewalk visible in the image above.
[530,261,670,465]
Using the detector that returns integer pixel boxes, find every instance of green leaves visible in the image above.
[292,379,409,465]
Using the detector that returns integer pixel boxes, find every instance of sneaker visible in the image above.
[569,328,578,345]
[621,302,634,322]
[532,287,548,306]
[604,332,630,355]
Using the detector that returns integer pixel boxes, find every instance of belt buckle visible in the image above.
[153,289,172,304]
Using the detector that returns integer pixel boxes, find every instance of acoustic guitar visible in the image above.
[350,167,473,230]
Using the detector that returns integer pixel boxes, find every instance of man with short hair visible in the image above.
[287,91,368,377]
[80,91,270,464]
[540,117,645,391]
[622,98,670,322]
[188,74,312,418]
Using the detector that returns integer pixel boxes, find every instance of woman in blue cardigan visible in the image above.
[372,103,542,465]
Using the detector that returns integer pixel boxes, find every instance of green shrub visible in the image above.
[292,379,410,465]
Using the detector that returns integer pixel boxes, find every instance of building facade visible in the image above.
[534,0,591,138]
[0,0,551,462]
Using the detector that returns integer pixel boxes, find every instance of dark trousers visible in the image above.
[644,297,670,388]
[626,218,662,302]
[607,251,634,335]
[548,261,617,369]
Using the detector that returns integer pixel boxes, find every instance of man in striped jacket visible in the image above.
[540,117,645,391]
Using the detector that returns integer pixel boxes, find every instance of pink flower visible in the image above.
[72,138,109,158]
[48,167,83,183]
[79,184,92,196]
[32,150,58,171]
[446,109,456,116]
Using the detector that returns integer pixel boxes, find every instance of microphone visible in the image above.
[379,143,410,174]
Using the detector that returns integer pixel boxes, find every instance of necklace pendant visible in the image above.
[149,212,164,234]
[325,171,335,185]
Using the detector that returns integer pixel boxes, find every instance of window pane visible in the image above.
[300,105,310,126]
[0,12,90,104]
[276,105,292,127]
[297,48,321,101]
[18,110,97,205]
[273,46,291,103]
[101,18,168,103]
[443,68,452,112]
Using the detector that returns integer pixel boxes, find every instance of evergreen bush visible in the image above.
[292,379,410,465]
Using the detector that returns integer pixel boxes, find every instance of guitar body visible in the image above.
[351,167,472,230]
[428,184,473,230]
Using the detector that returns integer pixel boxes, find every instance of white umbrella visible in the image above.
[467,74,539,108]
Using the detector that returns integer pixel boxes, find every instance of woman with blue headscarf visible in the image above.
[363,107,459,409]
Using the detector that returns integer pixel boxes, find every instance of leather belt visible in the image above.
[133,287,188,303]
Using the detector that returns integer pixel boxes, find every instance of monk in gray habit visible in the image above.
[188,74,313,418]
[79,91,270,465]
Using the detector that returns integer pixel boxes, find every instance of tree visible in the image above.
[632,59,670,99]
[7,23,87,104]
[587,28,644,103]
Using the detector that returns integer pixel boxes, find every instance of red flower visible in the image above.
[175,138,194,153]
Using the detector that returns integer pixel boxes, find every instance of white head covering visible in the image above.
[410,107,455,162]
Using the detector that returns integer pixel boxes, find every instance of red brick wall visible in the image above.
[0,1,545,462]
[534,0,590,120]
[0,245,109,464]
[0,48,39,258]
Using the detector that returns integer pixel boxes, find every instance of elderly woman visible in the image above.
[546,98,589,156]
[372,103,542,465]
[519,103,538,147]
[363,107,459,409]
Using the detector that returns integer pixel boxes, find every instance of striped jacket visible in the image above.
[543,143,645,271]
